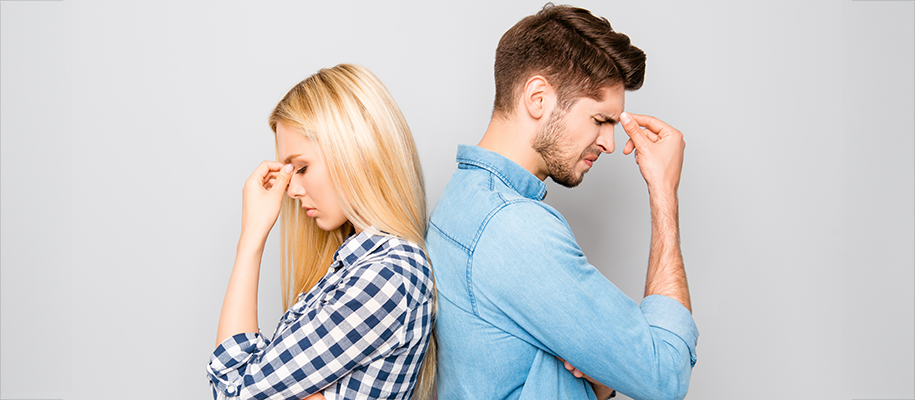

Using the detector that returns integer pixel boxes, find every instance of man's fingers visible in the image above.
[558,358,585,378]
[623,139,635,155]
[620,112,650,148]
[627,112,678,140]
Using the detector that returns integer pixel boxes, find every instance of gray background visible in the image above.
[1,1,912,399]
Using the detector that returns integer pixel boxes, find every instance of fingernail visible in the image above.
[620,112,631,125]
[283,164,293,173]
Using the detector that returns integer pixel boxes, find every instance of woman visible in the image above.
[207,64,435,400]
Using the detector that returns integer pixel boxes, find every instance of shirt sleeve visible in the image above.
[205,262,412,400]
[471,202,698,400]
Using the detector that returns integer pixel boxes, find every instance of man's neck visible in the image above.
[477,113,548,181]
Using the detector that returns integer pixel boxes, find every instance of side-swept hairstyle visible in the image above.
[493,3,647,115]
[268,64,436,398]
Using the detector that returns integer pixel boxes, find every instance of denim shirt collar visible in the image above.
[456,144,547,201]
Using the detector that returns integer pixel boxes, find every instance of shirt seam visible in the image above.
[465,195,543,317]
[458,156,539,201]
[427,220,470,254]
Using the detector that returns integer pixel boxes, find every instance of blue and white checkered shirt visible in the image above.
[207,230,434,399]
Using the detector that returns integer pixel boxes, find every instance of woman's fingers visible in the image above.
[240,161,293,240]
[249,161,290,191]
[270,164,293,195]
[253,160,285,178]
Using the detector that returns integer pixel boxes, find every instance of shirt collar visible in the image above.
[332,228,389,269]
[456,144,547,201]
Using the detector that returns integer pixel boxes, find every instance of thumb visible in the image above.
[271,164,294,194]
[620,112,648,151]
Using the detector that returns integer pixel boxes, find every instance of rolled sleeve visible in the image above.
[641,295,699,367]
[473,202,699,400]
[207,332,268,398]
[205,266,412,399]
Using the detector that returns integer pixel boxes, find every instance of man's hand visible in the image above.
[620,112,685,195]
[620,111,691,312]
[558,358,616,400]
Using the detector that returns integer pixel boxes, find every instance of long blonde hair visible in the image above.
[268,64,436,399]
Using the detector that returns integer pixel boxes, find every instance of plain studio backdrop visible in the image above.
[1,1,912,399]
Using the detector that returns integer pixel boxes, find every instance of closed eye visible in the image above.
[296,165,307,174]
[594,116,619,126]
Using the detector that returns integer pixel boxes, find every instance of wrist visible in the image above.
[648,187,679,214]
[236,233,267,257]
[647,182,678,199]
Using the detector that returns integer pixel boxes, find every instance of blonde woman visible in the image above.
[207,64,435,400]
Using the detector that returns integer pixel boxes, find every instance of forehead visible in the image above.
[275,121,320,160]
[571,85,625,117]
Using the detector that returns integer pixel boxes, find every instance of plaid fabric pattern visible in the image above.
[207,230,434,399]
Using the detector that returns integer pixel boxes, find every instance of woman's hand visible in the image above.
[240,161,294,247]
[559,358,616,400]
[302,393,327,400]
[215,162,293,347]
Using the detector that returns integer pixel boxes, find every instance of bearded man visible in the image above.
[426,4,698,400]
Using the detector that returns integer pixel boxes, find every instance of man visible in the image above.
[426,4,698,400]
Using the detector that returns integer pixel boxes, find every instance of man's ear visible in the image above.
[522,76,553,120]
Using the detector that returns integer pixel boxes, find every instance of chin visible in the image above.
[552,176,584,188]
[315,219,347,232]
[314,219,332,232]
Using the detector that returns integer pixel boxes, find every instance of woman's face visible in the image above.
[275,121,349,232]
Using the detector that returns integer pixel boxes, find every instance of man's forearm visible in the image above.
[644,188,691,312]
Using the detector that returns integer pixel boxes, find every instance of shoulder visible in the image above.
[431,188,563,251]
[471,201,585,277]
[477,200,573,248]
[349,236,433,303]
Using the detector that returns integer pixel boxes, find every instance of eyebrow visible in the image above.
[282,154,302,164]
[597,113,619,124]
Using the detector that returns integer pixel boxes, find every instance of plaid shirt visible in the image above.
[207,230,434,399]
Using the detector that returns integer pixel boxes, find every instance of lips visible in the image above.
[581,147,600,168]
[303,206,316,218]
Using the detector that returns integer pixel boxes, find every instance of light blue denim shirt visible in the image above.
[426,145,698,400]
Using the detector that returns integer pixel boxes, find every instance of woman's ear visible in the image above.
[521,76,553,120]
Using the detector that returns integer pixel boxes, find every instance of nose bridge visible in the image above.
[287,175,306,197]
[598,124,615,153]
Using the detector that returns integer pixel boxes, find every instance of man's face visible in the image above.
[532,85,625,187]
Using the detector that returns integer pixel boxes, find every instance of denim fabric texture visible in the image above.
[426,145,698,400]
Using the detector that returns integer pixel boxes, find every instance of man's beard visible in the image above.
[532,109,592,188]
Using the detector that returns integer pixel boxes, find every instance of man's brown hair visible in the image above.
[493,3,646,115]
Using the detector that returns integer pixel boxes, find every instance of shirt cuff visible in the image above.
[640,295,699,366]
[206,331,266,398]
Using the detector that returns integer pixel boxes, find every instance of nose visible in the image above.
[286,177,306,199]
[596,124,615,154]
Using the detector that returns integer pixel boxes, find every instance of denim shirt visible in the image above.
[426,145,698,400]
